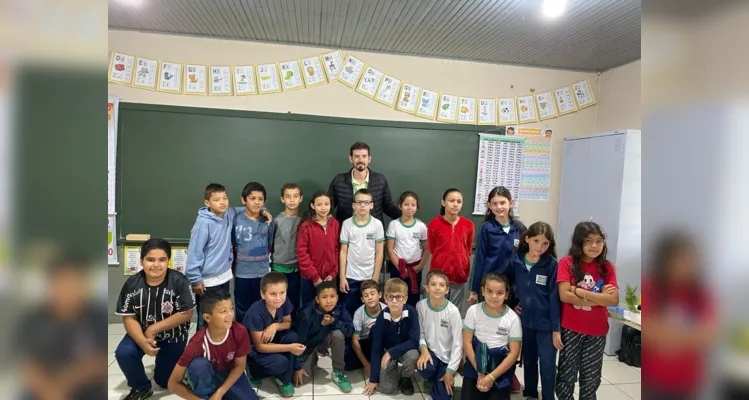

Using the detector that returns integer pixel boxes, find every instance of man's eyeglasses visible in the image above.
[354,200,373,206]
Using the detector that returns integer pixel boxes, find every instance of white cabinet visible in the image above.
[557,130,641,355]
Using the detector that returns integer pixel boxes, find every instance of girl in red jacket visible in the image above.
[297,190,341,305]
[427,188,474,316]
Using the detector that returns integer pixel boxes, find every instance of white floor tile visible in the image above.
[315,354,333,370]
[109,324,127,335]
[370,393,424,399]
[109,335,122,354]
[108,374,130,399]
[601,361,641,384]
[314,367,367,396]
[616,383,641,400]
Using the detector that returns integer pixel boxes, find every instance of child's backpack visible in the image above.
[616,325,641,367]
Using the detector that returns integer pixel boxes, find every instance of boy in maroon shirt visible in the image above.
[168,290,257,400]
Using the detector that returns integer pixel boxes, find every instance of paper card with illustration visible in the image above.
[554,86,578,115]
[132,57,159,90]
[209,66,232,95]
[415,89,439,120]
[498,97,518,125]
[505,125,519,136]
[374,75,401,107]
[170,247,187,274]
[301,55,327,87]
[517,95,539,123]
[396,83,420,113]
[572,79,596,109]
[457,97,477,124]
[157,61,183,93]
[233,65,257,95]
[355,65,383,98]
[257,63,282,94]
[536,92,558,120]
[437,94,458,123]
[478,98,497,125]
[279,60,305,91]
[108,52,135,86]
[322,50,344,82]
[123,246,142,276]
[339,55,366,88]
[184,64,207,95]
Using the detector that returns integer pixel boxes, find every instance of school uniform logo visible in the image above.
[440,319,449,328]
[227,351,235,362]
[513,239,520,248]
[497,327,509,337]
[412,232,421,239]
[366,233,375,240]
[535,275,548,285]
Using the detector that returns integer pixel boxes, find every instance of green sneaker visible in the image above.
[249,377,262,388]
[276,379,295,398]
[332,371,352,393]
[423,379,433,392]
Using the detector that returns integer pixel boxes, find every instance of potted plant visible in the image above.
[623,284,641,325]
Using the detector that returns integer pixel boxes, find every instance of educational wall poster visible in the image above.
[108,214,118,265]
[157,61,182,93]
[107,96,119,215]
[517,127,542,136]
[233,65,257,95]
[123,246,142,275]
[473,134,524,216]
[478,98,497,125]
[396,83,420,113]
[517,95,539,123]
[415,89,439,119]
[572,79,596,109]
[554,86,578,115]
[457,97,477,124]
[257,63,282,94]
[108,52,135,86]
[132,57,158,90]
[301,56,327,87]
[519,134,552,201]
[209,66,232,95]
[184,64,207,95]
[279,60,305,91]
[375,75,401,107]
[322,50,344,82]
[170,247,187,274]
[536,92,558,120]
[339,55,365,88]
[356,66,383,98]
[437,93,458,123]
[498,97,518,125]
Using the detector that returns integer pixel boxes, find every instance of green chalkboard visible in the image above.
[116,103,503,240]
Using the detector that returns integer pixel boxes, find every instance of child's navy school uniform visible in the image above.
[369,304,420,389]
[242,297,301,385]
[470,219,526,301]
[509,252,560,400]
[293,301,354,372]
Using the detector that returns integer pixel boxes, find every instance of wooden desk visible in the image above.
[608,310,641,331]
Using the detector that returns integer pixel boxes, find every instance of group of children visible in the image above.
[115,182,619,400]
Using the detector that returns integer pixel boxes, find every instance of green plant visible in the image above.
[625,284,639,313]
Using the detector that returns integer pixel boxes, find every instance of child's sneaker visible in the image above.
[249,377,262,388]
[422,379,433,392]
[123,386,153,400]
[332,371,352,393]
[399,377,415,395]
[276,379,295,398]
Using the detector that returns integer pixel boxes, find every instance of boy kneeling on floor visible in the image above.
[167,290,257,400]
[292,280,355,392]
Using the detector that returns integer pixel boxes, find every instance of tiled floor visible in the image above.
[108,323,641,399]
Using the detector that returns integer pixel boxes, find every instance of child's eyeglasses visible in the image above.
[354,200,373,206]
[386,295,405,302]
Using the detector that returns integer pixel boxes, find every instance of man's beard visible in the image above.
[355,164,366,171]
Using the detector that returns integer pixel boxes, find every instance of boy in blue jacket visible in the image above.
[364,278,419,396]
[510,222,561,400]
[292,281,354,393]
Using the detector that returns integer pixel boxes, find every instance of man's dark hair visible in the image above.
[316,280,338,296]
[204,183,226,200]
[140,238,171,261]
[241,181,266,200]
[200,290,232,315]
[349,142,370,156]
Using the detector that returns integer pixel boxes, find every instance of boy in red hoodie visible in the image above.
[427,188,474,317]
[296,191,341,305]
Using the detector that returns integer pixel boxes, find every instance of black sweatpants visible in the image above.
[555,327,606,400]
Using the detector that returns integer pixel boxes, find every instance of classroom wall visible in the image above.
[595,60,642,132]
